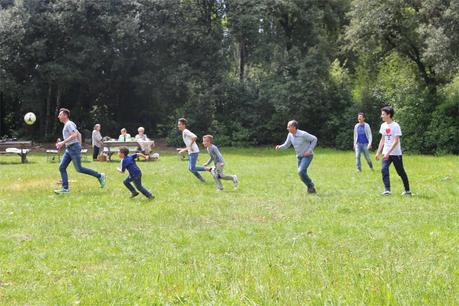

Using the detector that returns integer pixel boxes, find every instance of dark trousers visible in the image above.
[93,146,100,160]
[381,155,410,192]
[123,175,152,198]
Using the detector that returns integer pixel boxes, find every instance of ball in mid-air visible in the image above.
[24,112,36,125]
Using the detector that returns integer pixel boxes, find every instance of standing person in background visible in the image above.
[92,124,103,161]
[353,112,374,172]
[275,120,318,194]
[54,108,106,194]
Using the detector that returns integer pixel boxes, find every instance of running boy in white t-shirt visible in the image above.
[176,118,206,182]
[375,106,411,196]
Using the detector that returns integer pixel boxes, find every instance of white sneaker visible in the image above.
[233,175,239,189]
[382,190,391,196]
[401,191,412,196]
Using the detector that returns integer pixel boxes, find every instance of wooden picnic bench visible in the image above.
[0,141,32,163]
[102,140,155,161]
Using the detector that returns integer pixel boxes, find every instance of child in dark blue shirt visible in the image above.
[117,147,154,199]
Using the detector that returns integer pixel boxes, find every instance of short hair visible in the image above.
[59,108,70,117]
[178,118,187,125]
[203,135,214,143]
[119,147,129,156]
[120,128,126,133]
[138,127,145,132]
[381,106,394,118]
[288,120,299,128]
[358,112,365,118]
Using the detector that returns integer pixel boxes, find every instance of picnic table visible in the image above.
[103,140,155,161]
[0,141,32,163]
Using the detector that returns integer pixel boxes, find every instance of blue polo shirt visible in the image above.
[121,154,142,178]
[356,123,369,144]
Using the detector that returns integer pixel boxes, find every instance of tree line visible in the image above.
[0,0,457,154]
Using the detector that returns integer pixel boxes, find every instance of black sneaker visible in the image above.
[147,195,155,200]
[307,186,317,194]
[130,192,140,198]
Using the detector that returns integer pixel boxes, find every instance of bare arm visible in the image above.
[375,137,384,160]
[56,132,79,149]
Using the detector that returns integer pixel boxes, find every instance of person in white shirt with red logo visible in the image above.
[375,106,411,196]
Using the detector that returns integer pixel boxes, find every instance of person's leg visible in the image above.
[69,144,101,179]
[355,143,362,171]
[93,146,100,160]
[188,153,205,181]
[392,155,410,192]
[381,157,393,192]
[58,150,72,190]
[361,144,373,169]
[123,176,137,195]
[211,167,224,190]
[133,175,153,198]
[297,156,314,188]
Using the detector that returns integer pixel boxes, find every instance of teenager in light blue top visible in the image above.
[276,120,318,193]
[353,112,373,172]
[54,108,106,194]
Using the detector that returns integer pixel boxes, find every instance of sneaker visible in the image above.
[98,173,106,188]
[357,169,361,173]
[54,188,69,194]
[199,177,206,183]
[147,195,155,200]
[130,192,139,198]
[401,191,412,196]
[233,175,239,189]
[216,188,223,192]
[307,186,317,194]
[382,190,391,196]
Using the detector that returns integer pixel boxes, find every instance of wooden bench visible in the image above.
[103,140,155,161]
[0,141,32,163]
[46,148,90,162]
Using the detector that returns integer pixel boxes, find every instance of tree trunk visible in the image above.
[53,85,63,137]
[44,83,53,139]
[239,41,245,81]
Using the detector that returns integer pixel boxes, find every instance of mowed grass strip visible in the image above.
[0,148,458,304]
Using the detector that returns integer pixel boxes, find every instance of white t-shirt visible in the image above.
[379,121,402,155]
[182,129,199,154]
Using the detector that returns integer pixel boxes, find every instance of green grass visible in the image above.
[0,148,458,304]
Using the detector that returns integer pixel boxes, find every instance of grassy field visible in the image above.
[0,148,458,305]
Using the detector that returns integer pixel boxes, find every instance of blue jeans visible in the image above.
[381,155,410,192]
[123,175,152,198]
[188,152,206,180]
[59,143,101,189]
[297,155,314,188]
[356,143,373,171]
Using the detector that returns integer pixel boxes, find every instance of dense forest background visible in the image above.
[0,0,458,153]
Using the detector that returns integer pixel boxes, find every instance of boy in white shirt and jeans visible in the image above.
[177,118,206,182]
[375,106,411,196]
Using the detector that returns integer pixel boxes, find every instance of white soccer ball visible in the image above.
[151,152,159,160]
[24,112,36,125]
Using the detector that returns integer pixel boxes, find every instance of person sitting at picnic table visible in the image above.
[135,127,148,141]
[135,127,153,155]
[118,128,132,142]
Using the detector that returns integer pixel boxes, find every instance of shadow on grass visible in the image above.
[0,161,37,165]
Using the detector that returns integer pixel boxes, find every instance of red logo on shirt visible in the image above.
[385,128,391,135]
